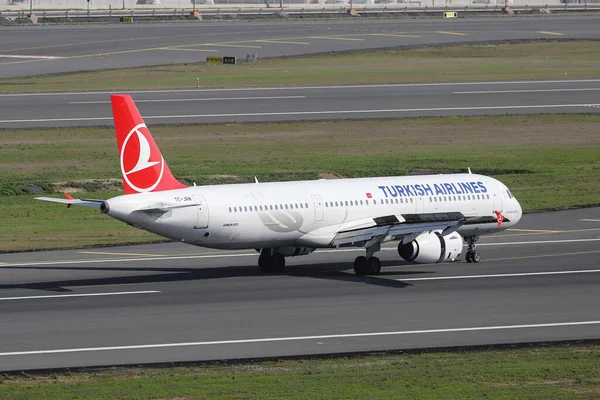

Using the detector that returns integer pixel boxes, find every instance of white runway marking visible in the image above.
[0,54,64,60]
[478,238,600,246]
[68,96,306,105]
[396,269,600,282]
[455,88,600,94]
[1,79,599,97]
[0,291,160,301]
[1,104,598,124]
[1,238,599,268]
[1,320,598,357]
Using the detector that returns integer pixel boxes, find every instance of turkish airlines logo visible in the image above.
[494,210,505,227]
[120,123,164,193]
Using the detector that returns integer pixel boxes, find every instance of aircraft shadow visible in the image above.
[0,261,431,292]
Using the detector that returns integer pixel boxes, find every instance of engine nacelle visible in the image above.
[398,231,462,264]
[275,247,316,257]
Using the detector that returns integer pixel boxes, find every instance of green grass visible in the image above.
[1,40,599,92]
[1,345,599,399]
[1,40,599,252]
[1,114,599,252]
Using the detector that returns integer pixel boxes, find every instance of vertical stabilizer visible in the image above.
[111,94,187,194]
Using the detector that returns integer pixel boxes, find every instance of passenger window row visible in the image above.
[229,203,309,213]
[430,194,490,202]
[325,198,414,208]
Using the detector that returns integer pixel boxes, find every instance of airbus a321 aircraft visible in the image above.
[37,95,522,275]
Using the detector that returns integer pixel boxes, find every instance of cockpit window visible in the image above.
[507,190,514,199]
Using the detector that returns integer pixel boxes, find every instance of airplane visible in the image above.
[37,94,523,275]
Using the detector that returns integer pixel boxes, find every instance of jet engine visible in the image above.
[397,231,462,264]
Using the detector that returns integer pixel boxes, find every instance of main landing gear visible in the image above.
[353,243,382,275]
[353,256,381,275]
[258,248,286,273]
[464,236,481,263]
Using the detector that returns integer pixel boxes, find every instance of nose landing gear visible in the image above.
[464,236,481,263]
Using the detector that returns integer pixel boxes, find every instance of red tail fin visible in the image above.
[111,94,187,194]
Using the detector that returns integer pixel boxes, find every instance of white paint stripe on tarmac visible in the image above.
[0,54,64,60]
[478,238,600,246]
[1,103,598,124]
[1,238,599,268]
[397,269,600,282]
[455,88,600,94]
[0,291,160,301]
[68,96,306,104]
[1,320,599,357]
[1,79,600,97]
[0,253,257,267]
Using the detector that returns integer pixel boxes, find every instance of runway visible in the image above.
[2,79,600,127]
[1,17,599,78]
[0,207,598,371]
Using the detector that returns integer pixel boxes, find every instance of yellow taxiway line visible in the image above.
[436,31,467,36]
[256,40,311,45]
[79,251,168,257]
[493,227,600,238]
[508,228,563,233]
[203,43,262,48]
[538,31,564,36]
[159,47,218,52]
[311,36,365,41]
[369,33,422,38]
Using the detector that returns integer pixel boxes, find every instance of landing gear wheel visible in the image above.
[354,256,368,275]
[258,252,286,273]
[465,251,480,263]
[354,256,381,275]
[366,256,381,275]
[464,236,481,264]
[258,254,273,272]
[271,252,286,272]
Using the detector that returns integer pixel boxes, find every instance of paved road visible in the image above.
[2,79,600,127]
[0,207,598,371]
[1,17,599,78]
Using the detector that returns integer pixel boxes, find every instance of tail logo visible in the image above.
[120,123,164,193]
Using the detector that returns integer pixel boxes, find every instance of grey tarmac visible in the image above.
[1,17,599,78]
[0,207,598,371]
[2,79,600,128]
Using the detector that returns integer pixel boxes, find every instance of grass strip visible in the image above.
[1,114,599,252]
[1,41,599,93]
[1,344,599,399]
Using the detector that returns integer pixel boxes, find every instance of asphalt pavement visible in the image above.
[0,207,598,371]
[1,17,599,78]
[1,79,600,127]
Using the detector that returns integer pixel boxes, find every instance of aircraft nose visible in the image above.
[515,198,523,223]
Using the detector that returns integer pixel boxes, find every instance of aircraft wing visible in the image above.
[331,212,467,247]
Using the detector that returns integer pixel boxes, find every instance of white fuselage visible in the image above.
[104,173,522,250]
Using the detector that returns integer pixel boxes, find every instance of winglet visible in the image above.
[468,167,472,174]
[64,192,74,208]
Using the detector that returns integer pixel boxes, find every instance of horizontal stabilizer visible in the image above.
[35,197,104,209]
